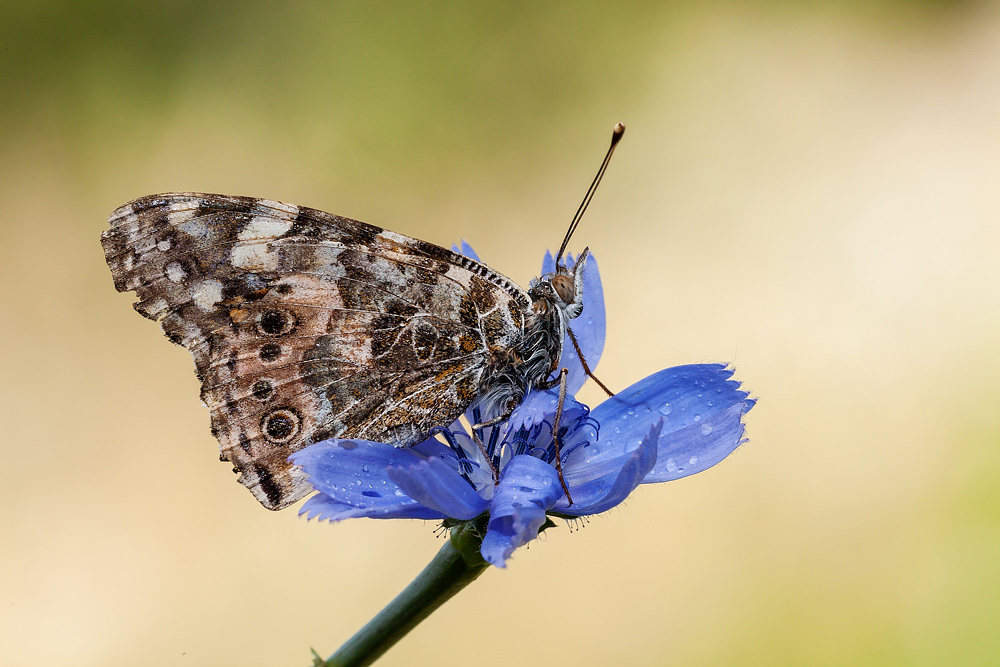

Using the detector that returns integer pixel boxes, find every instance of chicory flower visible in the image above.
[291,246,755,567]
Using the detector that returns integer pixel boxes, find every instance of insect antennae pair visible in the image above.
[556,122,622,400]
[550,123,624,503]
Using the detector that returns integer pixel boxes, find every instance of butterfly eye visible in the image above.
[551,274,575,304]
[257,309,295,335]
[261,408,300,444]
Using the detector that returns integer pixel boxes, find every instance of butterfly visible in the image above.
[101,124,623,511]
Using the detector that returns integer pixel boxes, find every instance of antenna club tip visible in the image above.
[611,122,625,145]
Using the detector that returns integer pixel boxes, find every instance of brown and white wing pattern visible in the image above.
[102,193,531,510]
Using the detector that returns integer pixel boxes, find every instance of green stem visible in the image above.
[319,521,490,667]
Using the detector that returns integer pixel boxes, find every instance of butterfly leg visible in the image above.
[567,326,615,397]
[549,367,574,505]
[469,427,500,486]
[470,405,517,486]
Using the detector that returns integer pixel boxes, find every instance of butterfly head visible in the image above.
[530,247,589,321]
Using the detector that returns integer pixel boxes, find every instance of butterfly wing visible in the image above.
[102,193,531,509]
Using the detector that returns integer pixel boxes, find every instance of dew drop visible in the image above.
[362,464,370,473]
[658,404,673,416]
[700,424,713,435]
[693,414,702,422]
[665,457,677,473]
[688,455,699,466]
[706,400,714,407]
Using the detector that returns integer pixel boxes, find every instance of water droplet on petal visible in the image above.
[693,414,701,422]
[665,457,677,473]
[688,455,699,465]
[701,423,713,435]
[361,464,369,473]
[706,400,714,407]
[658,404,673,416]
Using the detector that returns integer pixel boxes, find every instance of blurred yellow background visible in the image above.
[2,2,999,665]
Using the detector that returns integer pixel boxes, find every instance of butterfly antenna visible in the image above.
[555,122,626,268]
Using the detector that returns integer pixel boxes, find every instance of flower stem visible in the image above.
[319,521,490,667]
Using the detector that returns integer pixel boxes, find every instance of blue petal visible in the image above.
[481,455,563,567]
[591,364,755,483]
[540,251,606,394]
[299,493,441,521]
[451,240,481,262]
[388,456,488,520]
[564,254,606,394]
[559,421,660,515]
[292,440,445,520]
[542,249,556,275]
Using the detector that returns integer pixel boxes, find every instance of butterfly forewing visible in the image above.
[102,193,532,509]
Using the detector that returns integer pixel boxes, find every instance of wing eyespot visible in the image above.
[252,379,274,401]
[261,408,300,444]
[257,309,295,335]
[259,343,282,362]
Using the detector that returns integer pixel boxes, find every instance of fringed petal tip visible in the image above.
[298,494,354,522]
[452,240,481,262]
[635,364,755,483]
[297,491,446,522]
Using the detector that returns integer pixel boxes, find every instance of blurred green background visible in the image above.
[2,1,999,665]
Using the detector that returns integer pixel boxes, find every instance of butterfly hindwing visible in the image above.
[102,193,532,509]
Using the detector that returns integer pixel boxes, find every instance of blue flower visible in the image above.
[291,247,755,567]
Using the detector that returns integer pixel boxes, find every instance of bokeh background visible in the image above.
[2,1,999,665]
